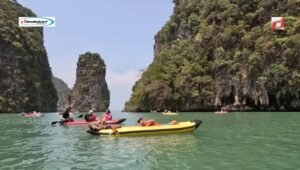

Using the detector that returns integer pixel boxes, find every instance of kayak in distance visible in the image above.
[20,112,43,118]
[87,120,202,136]
[162,111,178,115]
[214,111,228,114]
[60,118,126,126]
[215,106,228,114]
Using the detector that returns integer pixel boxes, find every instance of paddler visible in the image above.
[101,109,113,123]
[60,106,74,122]
[84,110,97,122]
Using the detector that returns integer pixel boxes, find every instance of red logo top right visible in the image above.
[271,17,285,30]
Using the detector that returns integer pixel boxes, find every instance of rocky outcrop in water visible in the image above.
[71,52,110,112]
[52,77,71,112]
[125,0,300,112]
[0,0,57,113]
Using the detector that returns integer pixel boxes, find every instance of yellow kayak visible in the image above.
[87,120,202,136]
[162,112,178,115]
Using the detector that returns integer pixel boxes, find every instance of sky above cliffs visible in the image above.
[17,0,173,111]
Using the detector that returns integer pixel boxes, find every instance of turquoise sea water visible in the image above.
[0,112,299,170]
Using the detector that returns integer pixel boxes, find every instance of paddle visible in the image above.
[51,121,60,125]
[51,114,85,126]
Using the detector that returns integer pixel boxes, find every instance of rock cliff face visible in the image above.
[0,0,57,112]
[71,52,110,111]
[52,77,71,112]
[125,0,300,112]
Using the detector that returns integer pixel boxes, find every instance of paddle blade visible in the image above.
[51,121,58,125]
[86,130,101,136]
[77,114,83,118]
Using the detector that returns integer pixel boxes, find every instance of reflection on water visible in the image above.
[0,112,299,170]
[128,135,200,170]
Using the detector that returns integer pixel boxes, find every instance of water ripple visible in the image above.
[0,112,299,169]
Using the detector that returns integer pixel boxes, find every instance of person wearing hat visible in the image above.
[84,110,97,122]
[101,109,113,123]
[60,106,74,122]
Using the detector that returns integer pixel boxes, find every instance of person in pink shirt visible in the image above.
[102,109,112,123]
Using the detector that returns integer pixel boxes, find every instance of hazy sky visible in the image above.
[17,0,174,111]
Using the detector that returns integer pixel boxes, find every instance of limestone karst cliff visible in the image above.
[71,52,110,111]
[125,0,300,112]
[0,0,57,112]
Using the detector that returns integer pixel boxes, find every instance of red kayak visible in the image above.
[61,118,126,126]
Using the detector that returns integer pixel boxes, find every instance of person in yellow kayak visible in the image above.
[163,110,175,114]
[88,120,120,135]
[137,118,177,126]
[88,109,119,131]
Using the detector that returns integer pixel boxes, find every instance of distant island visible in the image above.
[52,76,71,112]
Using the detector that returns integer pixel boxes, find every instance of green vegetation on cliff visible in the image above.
[0,0,57,112]
[71,52,110,112]
[125,0,300,112]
